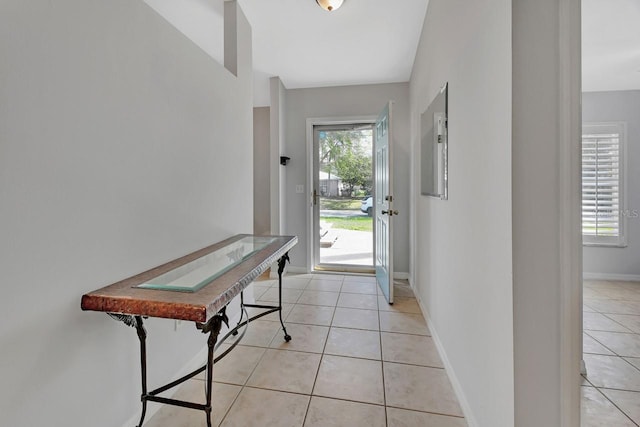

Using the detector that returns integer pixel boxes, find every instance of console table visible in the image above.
[81,234,297,427]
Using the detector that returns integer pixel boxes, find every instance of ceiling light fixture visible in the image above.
[316,0,344,12]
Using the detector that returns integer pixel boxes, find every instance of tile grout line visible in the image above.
[153,275,464,426]
[377,288,390,427]
[216,278,304,427]
[384,404,468,420]
[204,383,239,427]
[592,385,640,427]
[286,275,314,427]
[590,384,640,394]
[218,274,308,426]
[599,311,636,333]
[583,280,640,427]
[301,275,343,427]
[214,348,266,426]
[584,330,626,357]
[621,357,640,375]
[587,327,639,336]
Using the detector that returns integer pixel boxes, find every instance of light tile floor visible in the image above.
[145,273,467,427]
[582,280,640,426]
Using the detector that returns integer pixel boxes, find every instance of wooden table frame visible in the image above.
[81,235,297,427]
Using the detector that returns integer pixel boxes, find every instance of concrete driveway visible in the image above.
[320,209,368,218]
[319,228,373,266]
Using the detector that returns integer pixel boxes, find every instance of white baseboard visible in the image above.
[121,344,209,427]
[414,295,478,427]
[269,265,309,278]
[393,272,410,280]
[583,272,640,282]
[272,268,410,280]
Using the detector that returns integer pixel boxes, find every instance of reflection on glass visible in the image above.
[317,127,374,267]
[137,236,276,292]
[421,83,448,199]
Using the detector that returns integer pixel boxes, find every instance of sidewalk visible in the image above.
[319,228,373,266]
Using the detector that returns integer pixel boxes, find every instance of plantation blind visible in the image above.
[582,123,625,246]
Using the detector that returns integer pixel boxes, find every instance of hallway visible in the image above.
[582,280,640,425]
[145,274,467,426]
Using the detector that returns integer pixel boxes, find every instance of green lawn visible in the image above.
[322,216,373,232]
[583,228,617,236]
[320,198,362,210]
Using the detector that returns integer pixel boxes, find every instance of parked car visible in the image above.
[360,196,373,216]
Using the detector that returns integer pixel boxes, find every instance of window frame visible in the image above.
[581,121,627,248]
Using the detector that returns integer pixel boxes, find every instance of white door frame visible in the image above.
[305,115,377,272]
[559,0,582,425]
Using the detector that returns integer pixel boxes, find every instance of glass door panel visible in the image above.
[313,125,374,272]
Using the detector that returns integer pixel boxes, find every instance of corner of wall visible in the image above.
[0,0,255,425]
[269,77,288,236]
[412,292,479,426]
[223,1,238,76]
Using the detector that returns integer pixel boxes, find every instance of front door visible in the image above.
[312,124,375,273]
[374,102,395,303]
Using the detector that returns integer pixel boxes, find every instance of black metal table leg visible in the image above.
[107,314,149,427]
[197,313,225,427]
[134,316,148,427]
[107,311,227,427]
[104,251,293,426]
[277,252,292,342]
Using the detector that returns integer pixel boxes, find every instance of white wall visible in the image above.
[411,1,581,424]
[512,0,582,424]
[270,77,287,236]
[409,0,514,426]
[281,83,411,272]
[0,1,253,426]
[583,90,640,279]
[254,107,271,235]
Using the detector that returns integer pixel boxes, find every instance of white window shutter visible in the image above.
[582,123,626,246]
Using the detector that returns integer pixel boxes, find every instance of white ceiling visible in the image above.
[144,0,428,106]
[582,0,640,92]
[241,0,429,105]
[143,0,640,104]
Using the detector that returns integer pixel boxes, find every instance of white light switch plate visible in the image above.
[295,185,304,194]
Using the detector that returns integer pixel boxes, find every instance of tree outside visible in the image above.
[318,128,374,266]
[319,129,372,198]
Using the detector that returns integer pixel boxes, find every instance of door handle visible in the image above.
[313,189,318,206]
[381,210,399,216]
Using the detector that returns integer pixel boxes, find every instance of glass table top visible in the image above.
[136,236,277,292]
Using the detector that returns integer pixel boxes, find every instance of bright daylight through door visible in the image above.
[314,126,374,270]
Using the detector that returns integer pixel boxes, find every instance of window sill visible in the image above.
[582,242,627,248]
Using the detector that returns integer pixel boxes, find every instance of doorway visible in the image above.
[580,1,640,424]
[312,123,375,273]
